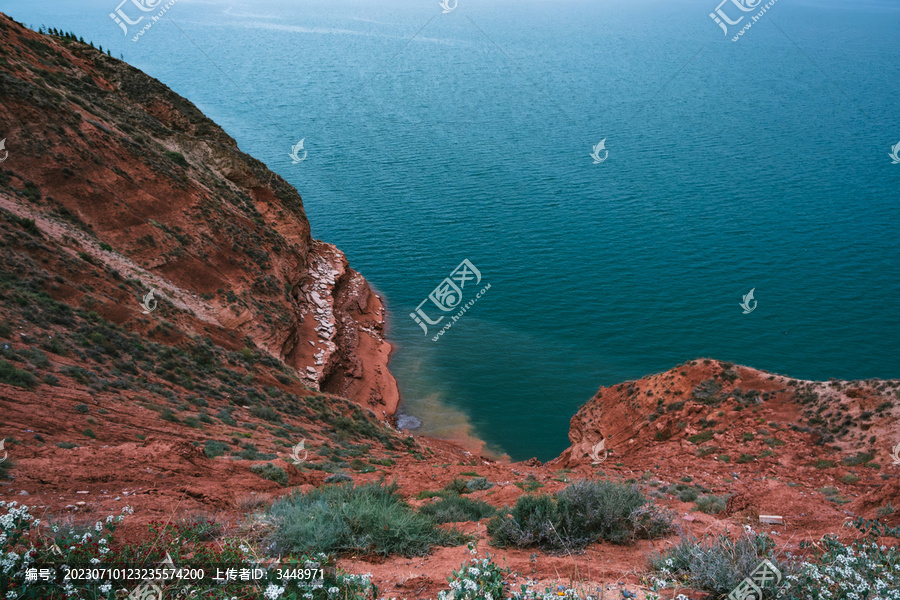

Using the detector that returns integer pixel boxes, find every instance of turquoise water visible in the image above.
[4,0,899,460]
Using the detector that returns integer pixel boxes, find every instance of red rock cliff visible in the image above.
[0,13,398,415]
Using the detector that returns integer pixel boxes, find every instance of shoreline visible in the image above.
[377,289,508,461]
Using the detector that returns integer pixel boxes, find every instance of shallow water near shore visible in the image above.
[6,0,899,461]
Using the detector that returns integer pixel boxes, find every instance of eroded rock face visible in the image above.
[0,14,396,414]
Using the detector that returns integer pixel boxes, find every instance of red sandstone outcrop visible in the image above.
[0,13,396,415]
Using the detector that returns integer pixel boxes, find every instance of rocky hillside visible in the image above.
[0,13,397,413]
[563,358,900,525]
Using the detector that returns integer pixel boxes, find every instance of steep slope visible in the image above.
[0,13,397,413]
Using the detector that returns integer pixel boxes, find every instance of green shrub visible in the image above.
[74,404,90,413]
[56,442,78,449]
[164,150,189,167]
[249,405,281,422]
[203,440,228,458]
[649,531,783,596]
[0,360,36,389]
[466,477,494,492]
[841,452,875,467]
[694,494,727,515]
[689,431,715,444]
[349,458,375,473]
[266,481,467,557]
[82,428,96,439]
[419,494,496,524]
[443,478,470,495]
[676,486,699,502]
[216,408,236,426]
[514,476,544,493]
[324,473,354,484]
[487,480,672,551]
[249,463,288,486]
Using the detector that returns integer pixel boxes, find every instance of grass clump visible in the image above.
[266,481,467,557]
[324,473,354,484]
[0,360,36,389]
[841,452,875,467]
[164,150,189,167]
[514,475,544,493]
[250,463,288,486]
[419,494,496,524]
[203,440,229,458]
[694,494,727,514]
[688,431,715,444]
[466,477,494,492]
[487,479,672,551]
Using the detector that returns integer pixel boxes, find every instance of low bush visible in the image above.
[250,462,288,486]
[487,479,672,551]
[203,440,229,458]
[324,472,354,484]
[266,481,467,557]
[419,494,496,523]
[0,360,36,389]
[689,431,715,444]
[694,494,727,514]
[466,477,494,492]
[649,531,783,596]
